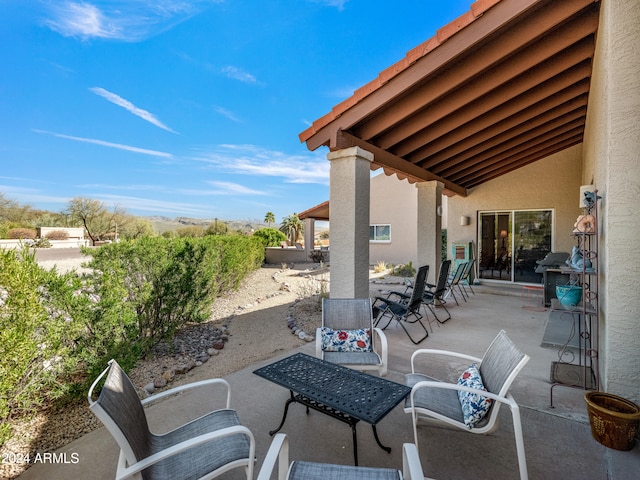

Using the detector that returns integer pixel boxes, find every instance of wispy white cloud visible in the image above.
[213,106,241,123]
[95,194,212,216]
[90,87,178,133]
[309,0,349,11]
[43,1,221,42]
[33,129,173,158]
[205,181,268,195]
[194,144,330,185]
[221,66,258,84]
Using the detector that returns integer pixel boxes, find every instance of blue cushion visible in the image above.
[320,327,371,352]
[457,363,493,427]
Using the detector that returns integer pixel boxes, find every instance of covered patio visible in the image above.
[18,285,640,479]
[298,0,639,407]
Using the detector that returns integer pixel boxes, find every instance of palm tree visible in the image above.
[279,214,303,245]
[264,211,275,228]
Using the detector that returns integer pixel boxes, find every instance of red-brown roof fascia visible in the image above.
[299,0,503,144]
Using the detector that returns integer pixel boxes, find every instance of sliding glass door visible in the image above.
[478,210,552,283]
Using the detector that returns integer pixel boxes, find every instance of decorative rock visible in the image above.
[298,331,307,340]
[207,348,220,356]
[212,340,225,350]
[154,378,167,388]
[143,382,156,394]
[162,369,175,382]
[175,364,190,374]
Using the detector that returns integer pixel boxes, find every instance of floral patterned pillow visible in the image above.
[320,327,372,352]
[457,363,493,427]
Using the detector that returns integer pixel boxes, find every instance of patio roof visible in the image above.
[298,200,329,221]
[299,0,600,197]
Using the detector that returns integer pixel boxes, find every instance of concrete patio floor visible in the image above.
[18,284,640,479]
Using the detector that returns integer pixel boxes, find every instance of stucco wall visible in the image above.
[582,0,640,402]
[447,145,584,264]
[369,173,418,266]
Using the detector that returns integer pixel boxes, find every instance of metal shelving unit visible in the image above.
[549,190,599,407]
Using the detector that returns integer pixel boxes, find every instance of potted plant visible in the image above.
[585,391,640,451]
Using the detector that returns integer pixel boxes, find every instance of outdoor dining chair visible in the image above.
[317,297,388,376]
[256,433,428,480]
[88,359,255,480]
[405,329,530,480]
[372,264,430,344]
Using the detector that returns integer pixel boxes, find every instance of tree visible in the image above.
[264,211,275,228]
[65,197,128,245]
[279,214,304,245]
[205,219,228,236]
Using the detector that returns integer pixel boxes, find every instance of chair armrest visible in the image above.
[402,443,426,480]
[141,378,232,409]
[315,327,323,359]
[410,349,481,373]
[116,425,255,480]
[372,327,389,376]
[257,433,290,480]
[409,380,519,409]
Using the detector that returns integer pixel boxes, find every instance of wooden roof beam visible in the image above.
[331,131,467,197]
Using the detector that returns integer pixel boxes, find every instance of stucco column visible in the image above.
[416,181,443,284]
[303,217,314,254]
[328,147,373,299]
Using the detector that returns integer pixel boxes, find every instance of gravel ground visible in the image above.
[1,257,330,479]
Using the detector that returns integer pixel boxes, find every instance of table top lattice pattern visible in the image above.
[254,353,410,424]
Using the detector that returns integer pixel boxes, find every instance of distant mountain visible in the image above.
[145,216,268,233]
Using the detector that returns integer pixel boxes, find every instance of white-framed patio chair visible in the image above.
[317,297,389,376]
[257,433,428,480]
[405,330,530,480]
[88,359,255,480]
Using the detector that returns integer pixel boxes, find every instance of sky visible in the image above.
[1,0,472,222]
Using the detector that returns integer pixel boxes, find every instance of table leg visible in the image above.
[351,424,358,465]
[268,391,296,436]
[372,425,392,453]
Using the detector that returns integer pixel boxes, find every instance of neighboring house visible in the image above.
[301,173,448,270]
[298,0,639,405]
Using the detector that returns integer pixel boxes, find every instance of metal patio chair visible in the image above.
[405,330,530,480]
[317,297,389,376]
[88,359,255,480]
[422,260,452,324]
[256,433,427,480]
[372,264,430,344]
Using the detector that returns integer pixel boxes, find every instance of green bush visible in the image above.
[393,261,416,278]
[80,236,264,376]
[0,249,83,446]
[253,227,287,247]
[0,235,265,447]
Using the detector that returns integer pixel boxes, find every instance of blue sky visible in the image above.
[1,0,471,222]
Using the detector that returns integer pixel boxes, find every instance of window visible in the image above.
[370,224,391,242]
[478,210,552,283]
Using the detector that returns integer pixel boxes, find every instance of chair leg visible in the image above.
[511,405,529,480]
[427,301,451,324]
[397,315,429,344]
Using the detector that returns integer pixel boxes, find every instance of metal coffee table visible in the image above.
[253,352,411,465]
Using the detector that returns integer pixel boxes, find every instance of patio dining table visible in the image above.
[253,352,411,465]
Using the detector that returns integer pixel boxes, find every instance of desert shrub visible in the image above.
[81,235,264,374]
[393,261,416,278]
[32,237,51,248]
[374,260,389,273]
[175,225,205,237]
[0,249,83,446]
[45,230,70,240]
[253,227,287,247]
[8,228,36,239]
